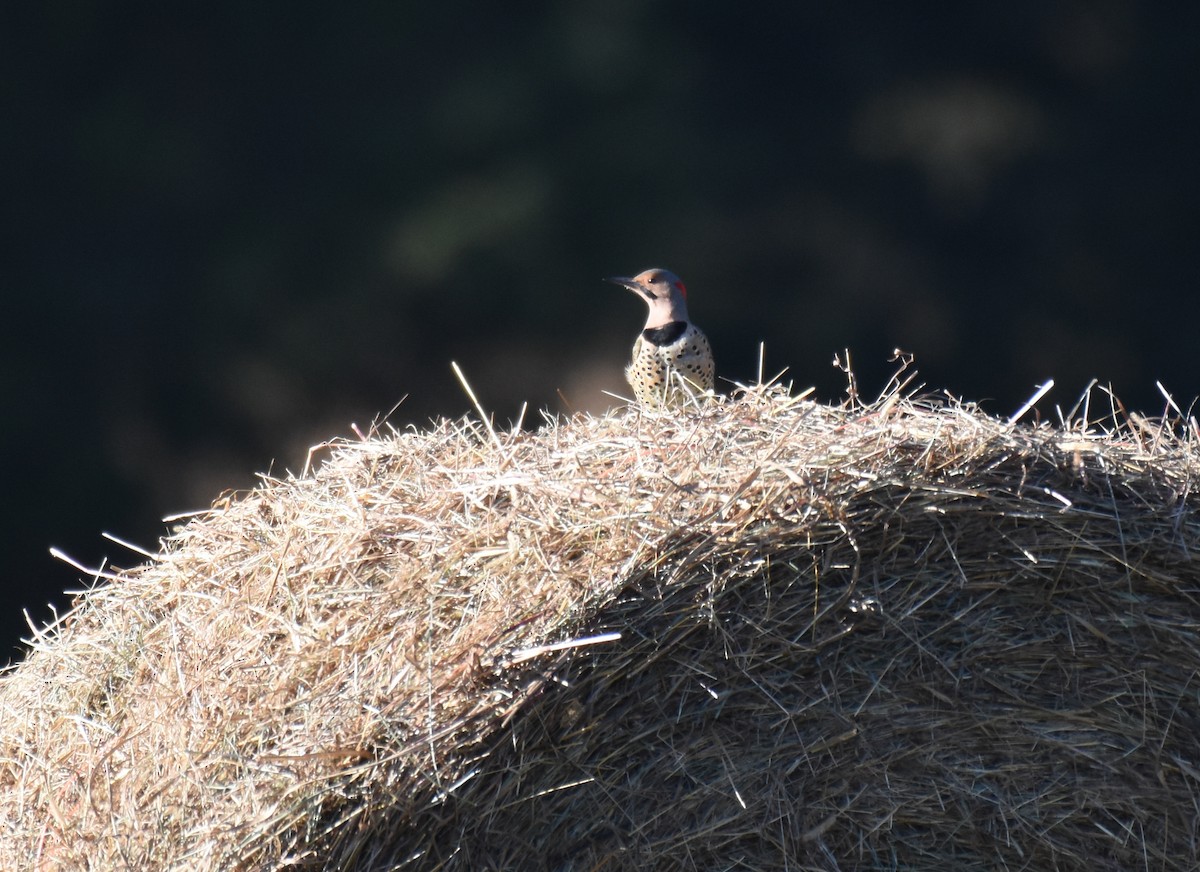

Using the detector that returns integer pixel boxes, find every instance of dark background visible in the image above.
[3,3,1198,665]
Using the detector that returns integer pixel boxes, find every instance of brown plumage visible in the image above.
[607,269,715,407]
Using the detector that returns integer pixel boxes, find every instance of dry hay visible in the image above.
[3,378,1200,870]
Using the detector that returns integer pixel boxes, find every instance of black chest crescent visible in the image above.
[642,321,689,346]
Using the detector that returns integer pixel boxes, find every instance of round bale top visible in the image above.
[2,384,1199,870]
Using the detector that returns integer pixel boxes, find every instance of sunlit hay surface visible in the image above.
[3,381,1200,871]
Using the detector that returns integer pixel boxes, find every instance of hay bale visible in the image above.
[2,384,1200,870]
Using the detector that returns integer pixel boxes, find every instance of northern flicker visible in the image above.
[607,268,715,407]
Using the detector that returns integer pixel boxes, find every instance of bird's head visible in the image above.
[606,268,690,328]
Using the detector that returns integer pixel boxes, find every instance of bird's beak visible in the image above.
[605,276,652,299]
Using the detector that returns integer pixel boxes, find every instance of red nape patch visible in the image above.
[675,281,688,299]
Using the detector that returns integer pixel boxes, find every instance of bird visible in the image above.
[607,268,715,407]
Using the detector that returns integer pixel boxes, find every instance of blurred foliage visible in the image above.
[3,1,1198,661]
